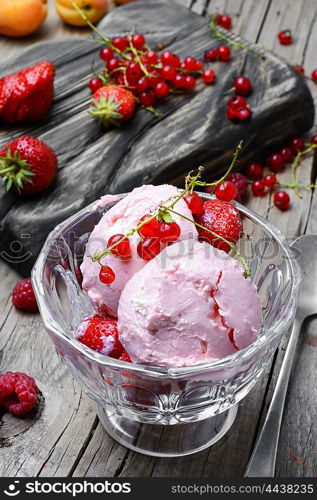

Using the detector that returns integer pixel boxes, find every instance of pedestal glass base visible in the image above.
[97,404,238,457]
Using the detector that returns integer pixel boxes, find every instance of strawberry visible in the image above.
[195,199,242,252]
[76,314,124,358]
[0,61,55,124]
[90,85,136,127]
[12,278,38,312]
[0,136,58,195]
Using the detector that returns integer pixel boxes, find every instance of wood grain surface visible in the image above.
[0,0,316,478]
[0,0,314,277]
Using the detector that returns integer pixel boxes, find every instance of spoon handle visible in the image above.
[244,315,303,477]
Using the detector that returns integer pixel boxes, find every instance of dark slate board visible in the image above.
[0,0,314,276]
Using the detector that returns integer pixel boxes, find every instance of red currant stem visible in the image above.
[290,144,317,196]
[72,3,131,60]
[168,207,251,278]
[127,36,151,77]
[144,106,164,117]
[91,175,201,263]
[209,17,265,59]
[193,140,243,189]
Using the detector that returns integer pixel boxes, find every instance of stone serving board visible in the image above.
[0,0,314,276]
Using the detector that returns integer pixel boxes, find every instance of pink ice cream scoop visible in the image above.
[118,240,262,367]
[81,185,198,318]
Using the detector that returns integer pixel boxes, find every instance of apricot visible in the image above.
[0,0,47,38]
[55,0,109,27]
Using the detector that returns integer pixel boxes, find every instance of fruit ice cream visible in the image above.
[81,184,198,318]
[118,240,261,367]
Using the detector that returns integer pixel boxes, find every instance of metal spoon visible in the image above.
[245,234,317,477]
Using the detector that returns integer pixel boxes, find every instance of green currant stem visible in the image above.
[168,207,251,278]
[127,37,151,77]
[193,140,243,190]
[72,3,131,60]
[209,17,265,59]
[91,174,201,263]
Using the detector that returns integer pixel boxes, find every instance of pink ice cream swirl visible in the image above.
[81,184,198,318]
[118,240,262,367]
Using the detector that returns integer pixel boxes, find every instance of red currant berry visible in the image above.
[131,33,145,49]
[278,29,292,45]
[173,73,186,88]
[138,215,160,238]
[311,69,317,82]
[99,266,115,285]
[160,51,175,65]
[217,15,232,30]
[183,56,197,71]
[251,180,266,197]
[126,62,142,83]
[158,222,181,242]
[89,77,103,93]
[100,47,113,62]
[217,45,231,61]
[139,90,155,107]
[294,65,305,74]
[108,57,121,72]
[135,78,149,93]
[202,69,216,84]
[184,192,204,215]
[161,65,177,81]
[184,75,196,91]
[144,50,158,64]
[172,55,181,68]
[204,49,218,62]
[280,146,294,163]
[108,234,132,260]
[235,106,251,120]
[154,81,170,98]
[267,153,284,172]
[288,137,305,152]
[226,172,249,203]
[112,37,128,51]
[228,95,246,108]
[245,162,263,180]
[263,174,277,188]
[215,181,237,202]
[195,60,204,71]
[233,76,252,95]
[226,106,237,121]
[137,238,161,260]
[274,191,290,211]
[311,135,317,145]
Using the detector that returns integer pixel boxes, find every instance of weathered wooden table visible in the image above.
[0,0,316,477]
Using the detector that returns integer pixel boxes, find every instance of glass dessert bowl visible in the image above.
[32,191,300,457]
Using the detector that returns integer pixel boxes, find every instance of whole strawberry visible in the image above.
[0,61,55,124]
[0,136,58,195]
[195,199,242,253]
[76,314,124,358]
[12,278,38,312]
[0,372,39,417]
[90,85,136,127]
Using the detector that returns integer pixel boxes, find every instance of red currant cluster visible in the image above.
[88,32,218,109]
[243,135,317,210]
[226,77,252,122]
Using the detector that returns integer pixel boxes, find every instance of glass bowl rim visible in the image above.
[32,190,301,379]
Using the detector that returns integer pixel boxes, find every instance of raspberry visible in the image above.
[0,372,39,417]
[76,315,123,358]
[12,278,38,312]
[226,173,249,203]
[195,200,242,253]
